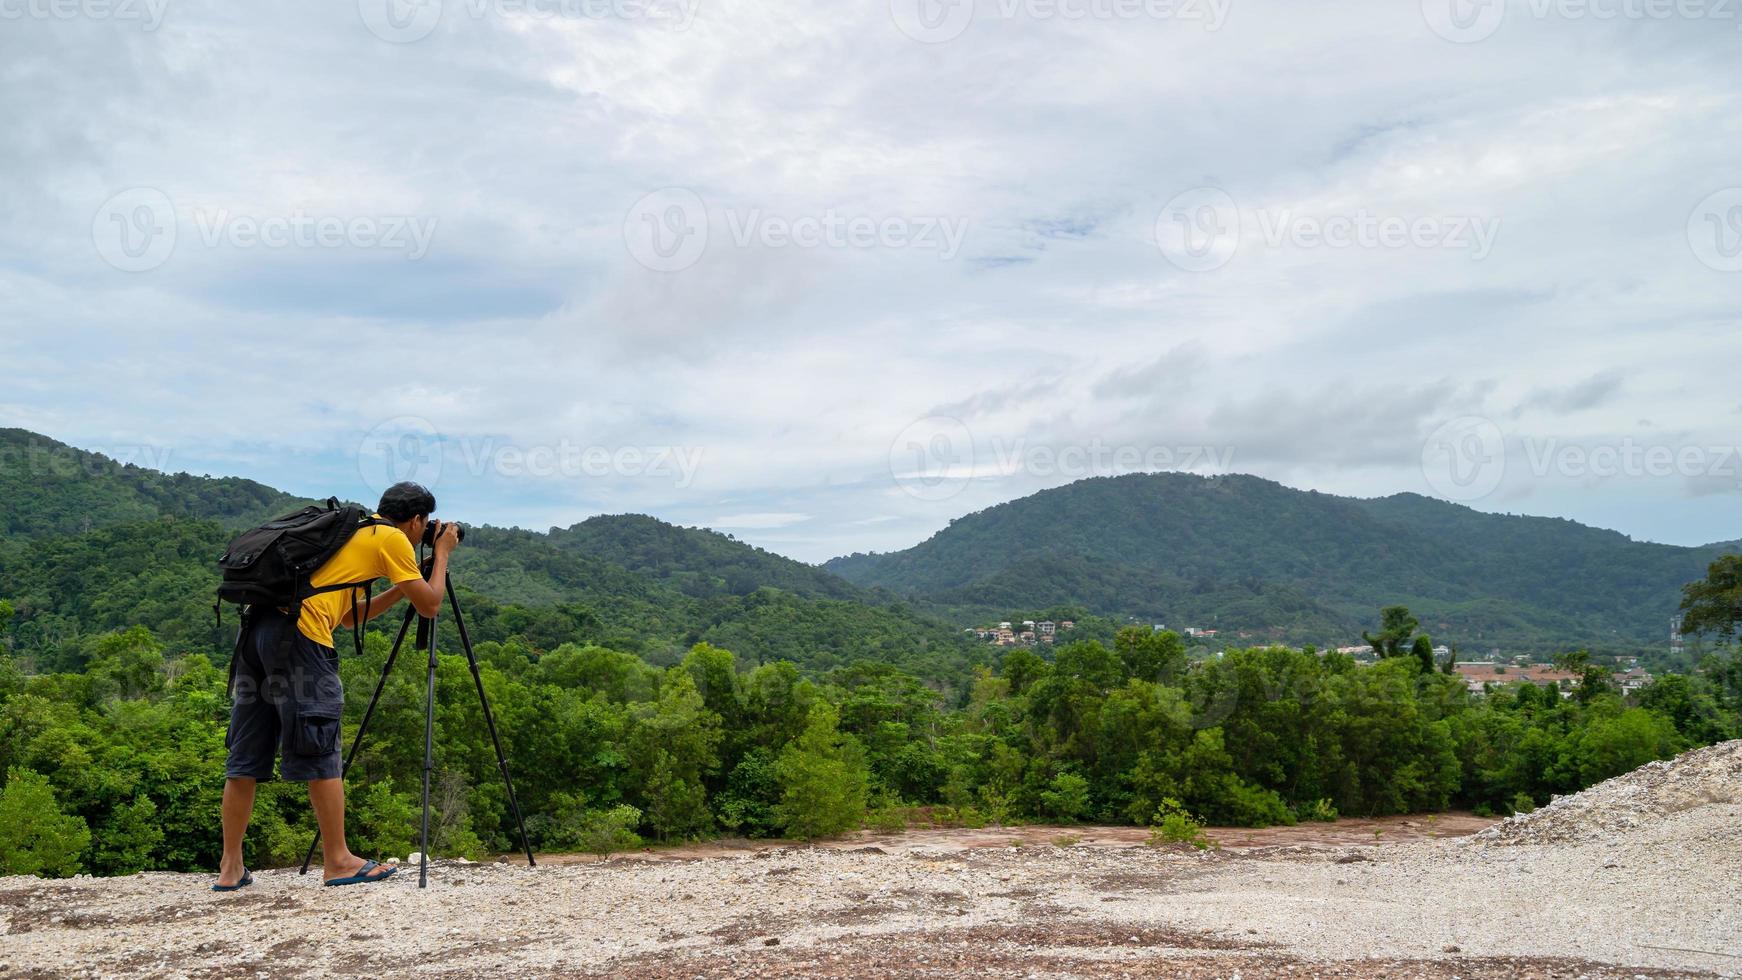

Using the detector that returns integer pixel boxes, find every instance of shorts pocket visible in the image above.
[291,703,343,757]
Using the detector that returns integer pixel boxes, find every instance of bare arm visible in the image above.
[340,584,407,628]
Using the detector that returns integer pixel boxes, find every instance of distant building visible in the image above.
[1616,667,1654,695]
[1453,662,1580,696]
[1059,620,1076,630]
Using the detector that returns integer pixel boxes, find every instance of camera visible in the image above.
[421,519,466,547]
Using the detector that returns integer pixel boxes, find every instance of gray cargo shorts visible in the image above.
[224,608,345,782]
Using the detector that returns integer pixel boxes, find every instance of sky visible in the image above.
[2,0,1739,563]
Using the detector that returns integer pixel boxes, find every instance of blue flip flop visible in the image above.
[324,860,397,887]
[212,870,253,892]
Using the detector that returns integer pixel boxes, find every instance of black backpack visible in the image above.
[216,498,396,658]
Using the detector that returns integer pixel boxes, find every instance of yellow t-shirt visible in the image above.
[297,518,424,648]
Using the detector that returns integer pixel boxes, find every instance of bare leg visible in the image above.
[308,777,370,880]
[219,777,257,887]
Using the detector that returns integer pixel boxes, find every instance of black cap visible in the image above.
[378,481,436,522]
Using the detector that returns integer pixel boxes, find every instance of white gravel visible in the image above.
[2,743,1738,978]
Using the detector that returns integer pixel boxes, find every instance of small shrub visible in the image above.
[1038,772,1092,823]
[545,800,644,857]
[867,806,909,834]
[1508,792,1537,816]
[0,769,90,877]
[1296,798,1339,823]
[1144,798,1216,851]
[1053,834,1081,848]
[1473,803,1495,818]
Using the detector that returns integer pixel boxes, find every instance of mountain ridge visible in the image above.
[824,472,1733,653]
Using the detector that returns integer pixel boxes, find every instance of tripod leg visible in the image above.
[444,577,538,868]
[299,604,419,876]
[418,607,439,890]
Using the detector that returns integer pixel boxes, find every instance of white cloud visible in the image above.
[0,0,1738,561]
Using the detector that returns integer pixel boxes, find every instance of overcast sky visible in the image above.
[2,0,1739,562]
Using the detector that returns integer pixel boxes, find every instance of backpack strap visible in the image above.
[349,580,372,660]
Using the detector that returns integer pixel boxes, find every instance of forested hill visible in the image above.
[547,515,871,602]
[825,472,1737,654]
[0,431,976,682]
[0,428,304,540]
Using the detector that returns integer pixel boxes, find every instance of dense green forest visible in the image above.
[2,429,1741,879]
[3,611,1738,877]
[0,430,982,686]
[826,472,1739,656]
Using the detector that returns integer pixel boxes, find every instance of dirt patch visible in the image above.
[530,811,1499,866]
[567,935,1713,980]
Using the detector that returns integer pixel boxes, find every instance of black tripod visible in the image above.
[298,571,536,887]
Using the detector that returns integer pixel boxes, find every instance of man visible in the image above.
[215,481,461,889]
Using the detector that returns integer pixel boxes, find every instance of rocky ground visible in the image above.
[3,743,1739,979]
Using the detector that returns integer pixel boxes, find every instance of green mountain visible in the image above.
[825,472,1734,655]
[0,428,304,540]
[546,515,869,602]
[0,431,979,683]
